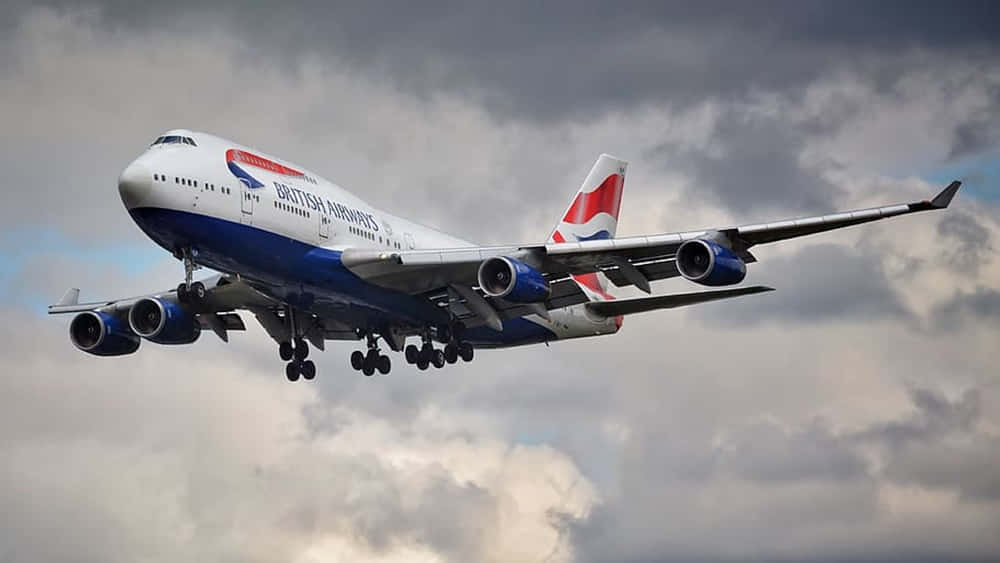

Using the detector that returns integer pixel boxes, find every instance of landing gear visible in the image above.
[175,247,206,305]
[401,325,474,372]
[285,362,300,382]
[351,333,392,376]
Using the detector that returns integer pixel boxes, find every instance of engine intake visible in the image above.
[70,311,140,356]
[128,297,201,345]
[676,239,747,286]
[477,257,550,303]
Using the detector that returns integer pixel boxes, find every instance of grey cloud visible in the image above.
[931,287,1000,329]
[718,419,867,483]
[937,212,993,274]
[698,243,910,325]
[7,0,1000,121]
[669,108,845,214]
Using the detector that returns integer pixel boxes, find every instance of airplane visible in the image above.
[48,129,962,381]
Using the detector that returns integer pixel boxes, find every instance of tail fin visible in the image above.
[549,154,628,301]
[549,154,628,244]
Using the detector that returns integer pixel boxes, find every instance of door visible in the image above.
[240,179,253,224]
[318,213,330,239]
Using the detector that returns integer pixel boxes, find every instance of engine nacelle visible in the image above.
[477,256,551,303]
[70,311,140,356]
[128,297,201,345]
[676,239,747,286]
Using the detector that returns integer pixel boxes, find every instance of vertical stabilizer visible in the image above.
[549,155,628,301]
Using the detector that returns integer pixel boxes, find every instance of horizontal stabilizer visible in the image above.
[585,285,774,317]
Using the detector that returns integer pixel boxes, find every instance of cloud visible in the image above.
[1,3,999,563]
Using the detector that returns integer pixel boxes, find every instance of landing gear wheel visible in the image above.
[459,343,474,362]
[417,359,429,371]
[443,343,458,364]
[376,355,391,375]
[350,350,365,370]
[431,349,446,369]
[279,341,294,362]
[366,348,379,365]
[405,344,419,364]
[285,362,300,382]
[190,281,207,303]
[362,362,375,376]
[176,283,190,303]
[293,338,309,360]
[300,360,316,380]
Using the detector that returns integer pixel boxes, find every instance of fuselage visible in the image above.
[117,129,620,347]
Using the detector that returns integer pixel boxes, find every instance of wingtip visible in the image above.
[931,180,962,209]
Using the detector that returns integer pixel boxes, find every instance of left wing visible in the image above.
[342,180,961,300]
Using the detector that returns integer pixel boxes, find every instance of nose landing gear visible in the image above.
[174,247,207,305]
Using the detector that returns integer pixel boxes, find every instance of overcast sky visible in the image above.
[2,2,999,561]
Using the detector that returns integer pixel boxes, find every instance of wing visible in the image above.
[47,274,271,342]
[342,180,961,301]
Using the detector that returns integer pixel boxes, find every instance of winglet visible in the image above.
[930,180,961,209]
[55,288,80,307]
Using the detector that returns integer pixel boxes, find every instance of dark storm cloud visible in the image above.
[698,243,910,325]
[11,0,1000,121]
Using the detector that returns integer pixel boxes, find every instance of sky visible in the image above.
[1,1,999,561]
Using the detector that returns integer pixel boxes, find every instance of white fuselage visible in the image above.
[118,129,620,346]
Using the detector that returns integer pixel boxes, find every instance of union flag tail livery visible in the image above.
[549,154,628,300]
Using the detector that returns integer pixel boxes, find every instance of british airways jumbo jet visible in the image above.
[49,130,961,380]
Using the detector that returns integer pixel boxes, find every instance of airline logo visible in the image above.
[551,170,624,243]
[226,149,304,189]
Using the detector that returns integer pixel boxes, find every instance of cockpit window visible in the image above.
[151,135,197,147]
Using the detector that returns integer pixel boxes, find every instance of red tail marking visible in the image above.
[561,173,624,225]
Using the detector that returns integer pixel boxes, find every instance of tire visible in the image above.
[417,360,429,371]
[191,281,207,302]
[405,344,419,364]
[285,362,300,382]
[459,343,474,362]
[176,283,189,303]
[431,349,446,369]
[376,355,391,375]
[301,360,316,380]
[362,363,375,376]
[350,350,365,370]
[366,348,379,365]
[279,341,294,362]
[443,343,458,364]
[294,338,309,360]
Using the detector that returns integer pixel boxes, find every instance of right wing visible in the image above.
[342,180,961,295]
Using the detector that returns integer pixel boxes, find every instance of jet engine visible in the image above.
[128,297,201,345]
[675,239,747,286]
[70,311,140,356]
[477,257,551,303]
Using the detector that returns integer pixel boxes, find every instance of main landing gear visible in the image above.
[282,338,316,382]
[350,334,391,376]
[403,329,473,372]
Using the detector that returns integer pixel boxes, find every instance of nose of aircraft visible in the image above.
[118,159,151,209]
